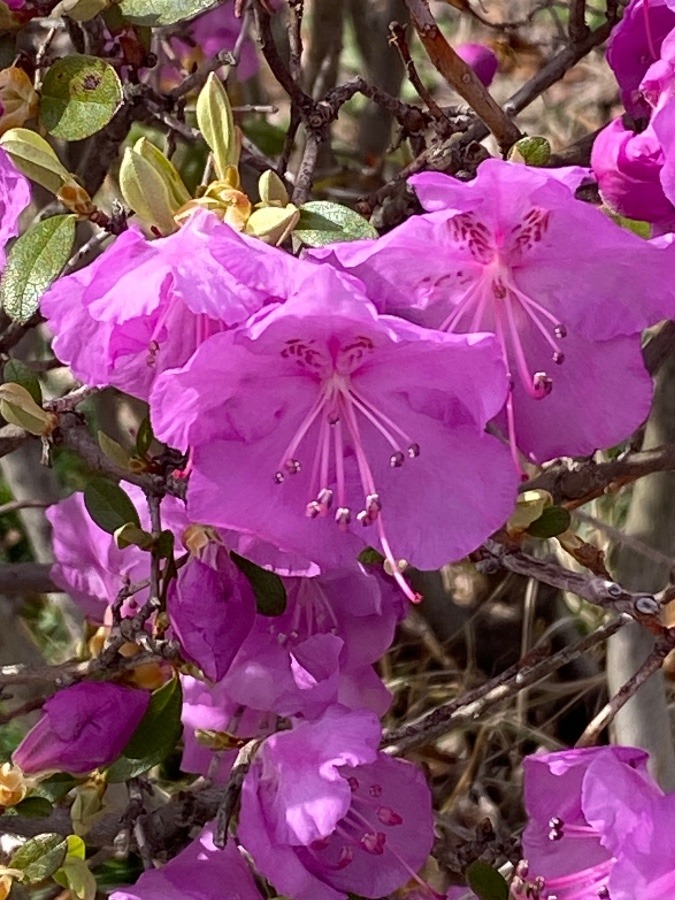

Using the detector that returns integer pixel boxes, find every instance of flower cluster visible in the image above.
[593,0,675,233]
[3,3,675,895]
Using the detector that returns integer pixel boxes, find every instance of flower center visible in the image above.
[273,337,421,602]
[440,210,565,469]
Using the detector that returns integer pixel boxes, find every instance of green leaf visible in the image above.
[294,201,377,247]
[98,430,131,471]
[32,773,78,803]
[0,214,76,323]
[54,856,97,900]
[135,416,154,457]
[106,678,183,782]
[465,861,509,900]
[12,796,53,818]
[605,210,651,239]
[154,529,174,560]
[118,0,218,26]
[527,505,572,539]
[3,359,41,404]
[10,833,68,884]
[114,522,154,550]
[83,476,141,535]
[231,551,287,616]
[357,546,385,566]
[40,56,123,141]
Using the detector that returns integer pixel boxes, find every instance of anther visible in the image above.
[552,351,565,365]
[335,507,351,529]
[390,450,405,468]
[554,323,567,338]
[366,493,381,513]
[274,471,285,484]
[357,509,374,526]
[306,501,322,518]
[532,372,553,398]
[317,488,333,509]
[284,458,301,474]
[407,442,420,458]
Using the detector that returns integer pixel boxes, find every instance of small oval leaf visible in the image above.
[10,833,68,884]
[83,476,141,535]
[294,201,377,247]
[0,214,76,323]
[106,678,182,782]
[231,551,287,616]
[466,861,509,900]
[40,56,123,141]
[12,796,54,818]
[527,505,572,539]
[118,0,218,26]
[3,359,41,404]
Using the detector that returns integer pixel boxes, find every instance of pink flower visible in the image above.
[0,146,30,269]
[592,117,675,229]
[150,267,517,599]
[455,43,498,87]
[166,3,259,84]
[517,746,661,899]
[606,0,675,118]
[47,488,188,620]
[12,682,149,776]
[41,209,296,400]
[311,159,671,465]
[167,548,256,683]
[238,706,434,900]
[110,823,261,899]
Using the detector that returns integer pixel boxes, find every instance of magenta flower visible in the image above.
[12,682,149,776]
[167,548,256,683]
[150,267,517,598]
[455,43,498,87]
[110,823,261,900]
[592,116,675,229]
[42,209,296,400]
[518,746,661,899]
[218,567,402,719]
[0,146,30,269]
[604,792,675,897]
[167,3,259,84]
[238,706,434,900]
[607,0,675,118]
[47,488,188,620]
[311,159,670,464]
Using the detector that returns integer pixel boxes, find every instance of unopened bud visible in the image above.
[176,182,252,231]
[119,140,186,236]
[0,761,27,807]
[57,178,95,217]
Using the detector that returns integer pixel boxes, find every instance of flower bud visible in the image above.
[175,181,251,231]
[12,682,150,776]
[0,67,38,135]
[455,43,498,87]
[0,383,57,436]
[258,169,289,207]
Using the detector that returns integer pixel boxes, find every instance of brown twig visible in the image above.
[403,0,521,152]
[575,631,675,746]
[384,617,626,752]
[569,0,590,45]
[388,20,451,135]
[479,539,664,632]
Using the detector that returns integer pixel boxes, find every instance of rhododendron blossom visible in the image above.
[238,706,434,900]
[13,682,149,776]
[312,159,672,464]
[150,268,518,597]
[41,208,297,400]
